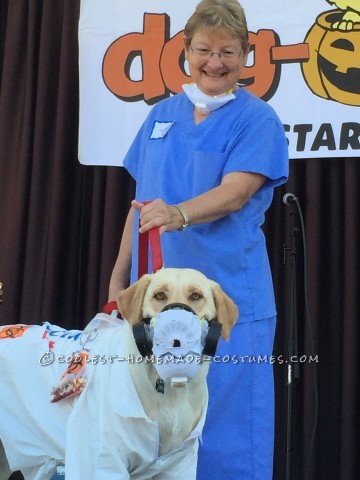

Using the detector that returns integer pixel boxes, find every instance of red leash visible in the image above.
[103,201,163,313]
[138,226,163,278]
[138,200,163,278]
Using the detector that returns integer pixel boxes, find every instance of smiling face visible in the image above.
[185,28,248,96]
[301,11,360,106]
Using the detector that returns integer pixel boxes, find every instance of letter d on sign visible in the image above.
[103,14,168,103]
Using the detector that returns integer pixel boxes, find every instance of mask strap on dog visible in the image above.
[138,201,163,278]
[203,320,222,357]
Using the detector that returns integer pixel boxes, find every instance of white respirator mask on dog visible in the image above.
[133,303,222,388]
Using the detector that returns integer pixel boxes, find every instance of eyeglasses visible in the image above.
[190,45,242,61]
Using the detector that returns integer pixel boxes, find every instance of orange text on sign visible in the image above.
[102,13,310,104]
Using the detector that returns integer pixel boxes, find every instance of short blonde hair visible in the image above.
[184,0,249,52]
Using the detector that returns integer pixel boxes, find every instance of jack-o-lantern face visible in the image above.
[302,11,360,106]
[319,33,360,96]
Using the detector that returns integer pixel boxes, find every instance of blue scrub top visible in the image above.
[124,88,288,323]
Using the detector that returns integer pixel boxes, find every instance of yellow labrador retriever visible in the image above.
[0,268,237,480]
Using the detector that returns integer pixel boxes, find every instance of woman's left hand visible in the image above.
[132,199,183,234]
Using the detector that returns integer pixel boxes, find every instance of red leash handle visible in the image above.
[103,201,163,314]
[138,201,163,278]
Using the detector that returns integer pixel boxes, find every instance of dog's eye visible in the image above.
[154,292,166,301]
[190,292,203,301]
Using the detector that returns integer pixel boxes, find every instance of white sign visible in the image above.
[78,0,360,165]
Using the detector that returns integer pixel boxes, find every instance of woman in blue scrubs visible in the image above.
[109,0,288,478]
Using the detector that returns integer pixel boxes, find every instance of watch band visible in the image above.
[173,205,189,231]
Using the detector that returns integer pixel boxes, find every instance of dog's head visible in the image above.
[117,268,238,340]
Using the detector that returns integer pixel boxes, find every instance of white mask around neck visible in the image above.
[182,83,236,114]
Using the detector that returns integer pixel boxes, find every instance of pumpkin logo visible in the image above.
[302,1,360,106]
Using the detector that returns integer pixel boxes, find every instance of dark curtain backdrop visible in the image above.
[0,1,359,479]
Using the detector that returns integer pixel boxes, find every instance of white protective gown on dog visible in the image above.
[0,314,206,480]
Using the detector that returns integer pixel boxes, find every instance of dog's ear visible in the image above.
[117,274,152,325]
[211,283,238,340]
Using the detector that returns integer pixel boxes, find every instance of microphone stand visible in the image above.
[284,200,300,480]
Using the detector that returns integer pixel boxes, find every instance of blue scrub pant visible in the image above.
[197,317,276,480]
